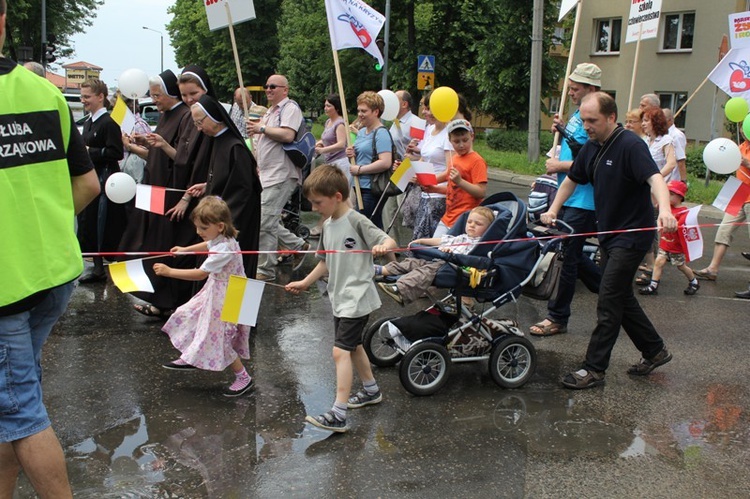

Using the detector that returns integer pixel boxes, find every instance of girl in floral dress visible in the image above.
[153,196,253,397]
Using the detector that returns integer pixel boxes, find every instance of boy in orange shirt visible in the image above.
[431,119,488,237]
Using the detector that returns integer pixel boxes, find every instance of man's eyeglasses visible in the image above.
[263,84,286,90]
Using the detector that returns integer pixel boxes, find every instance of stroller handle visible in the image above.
[551,218,574,235]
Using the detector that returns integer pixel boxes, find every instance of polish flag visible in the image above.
[410,117,426,140]
[412,161,437,186]
[712,176,750,216]
[135,184,167,215]
[677,205,703,262]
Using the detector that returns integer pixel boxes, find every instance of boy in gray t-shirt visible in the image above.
[286,164,397,433]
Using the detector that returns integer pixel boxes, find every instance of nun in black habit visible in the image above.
[120,70,200,317]
[189,94,262,276]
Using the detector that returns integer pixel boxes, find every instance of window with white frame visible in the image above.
[658,92,688,129]
[661,12,695,51]
[593,17,622,54]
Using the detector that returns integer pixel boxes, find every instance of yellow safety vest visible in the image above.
[0,64,82,307]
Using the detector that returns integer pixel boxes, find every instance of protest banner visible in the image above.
[729,11,750,50]
[626,0,662,109]
[204,1,257,117]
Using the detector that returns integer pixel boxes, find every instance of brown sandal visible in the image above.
[529,319,568,336]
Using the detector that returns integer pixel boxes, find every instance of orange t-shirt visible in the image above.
[441,151,488,227]
[739,141,750,203]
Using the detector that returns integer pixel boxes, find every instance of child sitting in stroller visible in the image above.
[376,206,495,305]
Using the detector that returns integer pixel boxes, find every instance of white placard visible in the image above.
[205,0,256,32]
[625,0,662,44]
[729,11,750,50]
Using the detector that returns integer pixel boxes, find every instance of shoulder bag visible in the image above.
[278,100,316,169]
[368,126,401,198]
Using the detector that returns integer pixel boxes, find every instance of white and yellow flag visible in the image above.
[111,96,136,134]
[221,275,266,327]
[325,0,385,65]
[108,259,154,293]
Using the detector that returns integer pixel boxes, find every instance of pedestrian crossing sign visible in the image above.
[417,55,435,73]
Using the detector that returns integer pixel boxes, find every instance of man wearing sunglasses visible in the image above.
[247,74,309,281]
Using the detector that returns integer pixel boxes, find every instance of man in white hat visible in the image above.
[530,62,603,337]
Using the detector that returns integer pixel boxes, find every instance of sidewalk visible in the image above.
[487,167,724,221]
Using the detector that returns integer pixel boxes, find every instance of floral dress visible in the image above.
[162,236,250,371]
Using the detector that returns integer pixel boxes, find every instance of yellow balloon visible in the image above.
[430,87,459,123]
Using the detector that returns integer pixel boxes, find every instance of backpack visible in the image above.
[369,126,401,198]
[278,100,316,169]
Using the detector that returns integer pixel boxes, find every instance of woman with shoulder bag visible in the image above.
[346,91,394,229]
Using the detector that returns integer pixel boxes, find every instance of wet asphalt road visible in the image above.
[16,176,750,498]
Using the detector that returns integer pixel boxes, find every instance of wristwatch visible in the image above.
[260,126,266,134]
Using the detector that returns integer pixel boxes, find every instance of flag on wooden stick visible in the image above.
[677,205,704,262]
[325,0,385,65]
[410,117,426,140]
[135,184,167,215]
[109,260,154,293]
[221,275,266,327]
[111,96,136,134]
[412,161,437,186]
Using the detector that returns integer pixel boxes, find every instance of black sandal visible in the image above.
[133,303,171,319]
[635,273,652,286]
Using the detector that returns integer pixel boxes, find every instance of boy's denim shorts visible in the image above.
[0,282,74,443]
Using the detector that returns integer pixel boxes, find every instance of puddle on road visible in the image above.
[42,280,750,495]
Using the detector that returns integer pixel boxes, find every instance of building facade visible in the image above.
[567,0,749,142]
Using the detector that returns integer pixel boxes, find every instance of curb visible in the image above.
[487,167,724,221]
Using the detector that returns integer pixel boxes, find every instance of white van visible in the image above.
[63,93,85,121]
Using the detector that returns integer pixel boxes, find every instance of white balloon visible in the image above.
[703,138,742,175]
[378,89,400,121]
[118,68,150,99]
[105,172,137,204]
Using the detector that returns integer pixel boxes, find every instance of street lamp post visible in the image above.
[142,26,164,73]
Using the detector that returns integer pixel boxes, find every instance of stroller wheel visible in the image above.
[296,225,311,239]
[363,317,403,367]
[489,336,536,389]
[399,342,451,396]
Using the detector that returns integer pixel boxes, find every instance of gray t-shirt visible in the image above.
[318,209,389,318]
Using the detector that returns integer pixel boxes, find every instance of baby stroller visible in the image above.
[364,192,551,396]
[278,163,313,259]
[527,173,599,264]
[280,184,311,240]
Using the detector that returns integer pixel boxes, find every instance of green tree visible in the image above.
[167,0,282,100]
[3,0,104,63]
[466,0,564,129]
[276,0,395,117]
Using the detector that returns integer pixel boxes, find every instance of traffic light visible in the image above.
[44,35,57,63]
[374,39,384,71]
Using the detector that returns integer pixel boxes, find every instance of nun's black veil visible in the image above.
[181,64,217,99]
[196,94,244,140]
